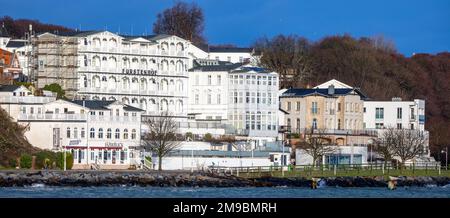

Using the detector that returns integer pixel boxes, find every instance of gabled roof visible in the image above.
[71,100,144,111]
[189,61,244,72]
[0,85,21,92]
[281,88,368,99]
[6,40,26,48]
[71,100,115,110]
[231,66,272,74]
[123,105,144,112]
[209,47,253,53]
[314,79,353,89]
[37,30,102,37]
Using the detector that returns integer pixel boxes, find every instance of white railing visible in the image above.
[87,115,139,123]
[0,96,56,104]
[18,113,87,121]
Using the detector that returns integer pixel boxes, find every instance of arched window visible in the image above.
[108,76,117,89]
[140,78,147,90]
[123,58,130,68]
[312,118,318,129]
[131,58,139,68]
[176,43,184,52]
[83,55,88,66]
[122,77,130,89]
[176,100,183,113]
[115,128,120,139]
[92,76,101,88]
[93,38,101,47]
[131,129,136,140]
[98,128,103,139]
[109,38,117,47]
[66,127,71,138]
[107,128,112,139]
[83,76,88,88]
[160,99,168,111]
[108,56,117,68]
[90,128,95,138]
[123,129,128,139]
[93,56,101,67]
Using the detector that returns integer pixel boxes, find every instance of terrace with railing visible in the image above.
[0,96,56,104]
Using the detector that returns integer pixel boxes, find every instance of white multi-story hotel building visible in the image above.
[33,31,191,119]
[188,60,279,145]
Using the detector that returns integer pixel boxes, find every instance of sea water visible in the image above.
[0,185,449,198]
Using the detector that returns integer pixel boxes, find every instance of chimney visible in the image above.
[328,84,335,95]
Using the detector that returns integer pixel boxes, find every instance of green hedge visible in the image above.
[19,154,32,169]
[56,152,73,170]
[35,150,58,169]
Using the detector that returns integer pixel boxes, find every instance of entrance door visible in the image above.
[112,150,116,164]
[78,149,82,164]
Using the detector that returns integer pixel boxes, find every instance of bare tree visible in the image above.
[373,127,397,166]
[295,128,336,166]
[253,35,312,88]
[153,1,206,45]
[141,111,182,171]
[391,128,427,168]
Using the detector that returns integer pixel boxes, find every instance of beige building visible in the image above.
[280,80,376,147]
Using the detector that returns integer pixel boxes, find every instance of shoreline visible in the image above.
[0,170,449,188]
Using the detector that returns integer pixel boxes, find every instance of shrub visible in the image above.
[185,132,193,140]
[35,150,58,169]
[8,159,17,168]
[56,152,74,170]
[290,133,300,139]
[20,154,32,169]
[43,83,65,99]
[204,133,213,142]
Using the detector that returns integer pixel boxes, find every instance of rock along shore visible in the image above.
[0,170,449,187]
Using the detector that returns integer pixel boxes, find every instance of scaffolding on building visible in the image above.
[30,30,79,98]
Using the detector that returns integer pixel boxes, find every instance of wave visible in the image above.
[30,183,45,188]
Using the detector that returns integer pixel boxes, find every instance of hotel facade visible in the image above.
[188,60,280,145]
[32,31,191,120]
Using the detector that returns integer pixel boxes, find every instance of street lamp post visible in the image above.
[368,139,373,164]
[442,147,448,171]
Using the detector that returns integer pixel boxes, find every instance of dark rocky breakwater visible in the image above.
[0,170,449,187]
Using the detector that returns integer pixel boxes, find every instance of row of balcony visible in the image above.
[77,87,185,96]
[279,126,379,137]
[78,66,186,76]
[18,113,140,123]
[78,46,186,57]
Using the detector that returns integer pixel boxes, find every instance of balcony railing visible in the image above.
[0,96,56,104]
[286,127,378,137]
[18,113,87,121]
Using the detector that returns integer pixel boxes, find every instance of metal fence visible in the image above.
[209,162,446,177]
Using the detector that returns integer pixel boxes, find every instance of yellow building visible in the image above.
[280,80,376,146]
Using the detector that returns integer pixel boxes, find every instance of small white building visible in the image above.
[15,99,143,169]
[156,141,290,170]
[0,85,56,121]
[296,146,368,165]
[363,98,425,131]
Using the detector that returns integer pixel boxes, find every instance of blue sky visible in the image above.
[1,0,449,56]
